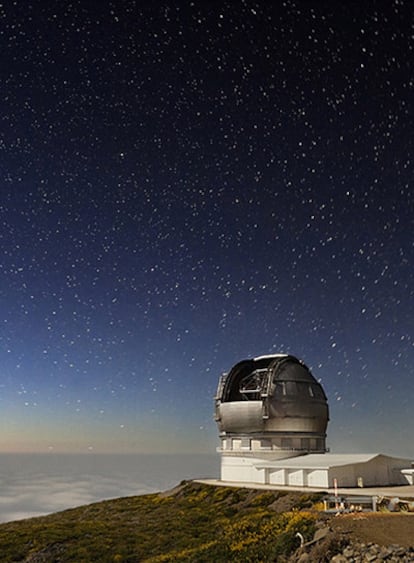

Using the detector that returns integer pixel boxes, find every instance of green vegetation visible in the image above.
[0,481,322,562]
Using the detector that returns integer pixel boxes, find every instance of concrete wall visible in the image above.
[402,469,414,485]
[328,464,355,488]
[307,469,329,488]
[287,469,305,486]
[221,455,266,484]
[360,456,411,486]
[267,467,329,487]
[268,468,286,485]
[327,456,412,488]
[220,454,412,487]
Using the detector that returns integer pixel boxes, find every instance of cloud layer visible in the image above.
[0,473,155,523]
[0,453,219,522]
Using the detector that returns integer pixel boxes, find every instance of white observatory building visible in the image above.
[215,354,412,488]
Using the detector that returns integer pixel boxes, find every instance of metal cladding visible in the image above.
[215,355,329,442]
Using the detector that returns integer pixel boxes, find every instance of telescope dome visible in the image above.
[215,354,329,456]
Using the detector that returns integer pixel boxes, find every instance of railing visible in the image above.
[216,446,330,454]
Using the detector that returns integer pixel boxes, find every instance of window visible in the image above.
[301,438,310,450]
[275,382,286,396]
[261,439,271,449]
[241,438,251,450]
[285,381,297,395]
[311,385,325,399]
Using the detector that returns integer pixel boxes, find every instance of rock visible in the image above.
[330,555,348,563]
[313,527,330,542]
[342,546,354,557]
[327,538,414,563]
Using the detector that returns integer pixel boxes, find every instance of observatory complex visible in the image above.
[215,354,412,488]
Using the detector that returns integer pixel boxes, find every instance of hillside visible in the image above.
[0,481,413,562]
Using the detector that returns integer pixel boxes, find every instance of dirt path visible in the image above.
[330,513,414,547]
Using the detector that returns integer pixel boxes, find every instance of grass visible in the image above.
[0,481,322,562]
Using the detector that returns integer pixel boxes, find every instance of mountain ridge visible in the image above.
[0,480,413,562]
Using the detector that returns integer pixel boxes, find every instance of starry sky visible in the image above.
[0,1,413,457]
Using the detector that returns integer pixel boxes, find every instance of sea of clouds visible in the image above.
[0,453,219,523]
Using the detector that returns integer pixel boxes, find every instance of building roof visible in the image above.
[253,354,288,360]
[253,453,411,470]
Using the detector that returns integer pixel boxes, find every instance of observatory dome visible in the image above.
[215,354,329,456]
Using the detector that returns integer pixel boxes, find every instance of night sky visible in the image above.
[1,1,413,457]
